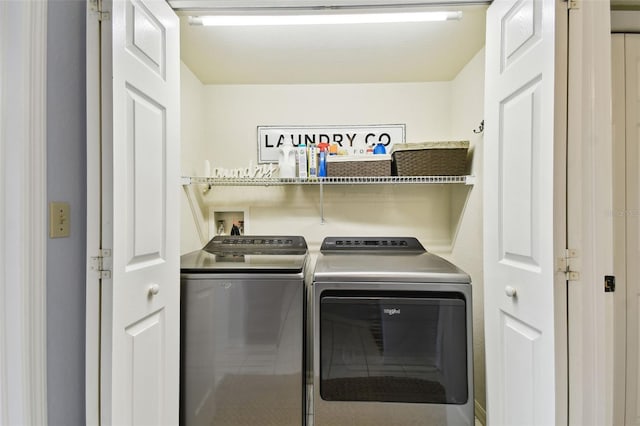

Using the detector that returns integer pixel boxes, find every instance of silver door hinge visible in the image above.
[90,249,112,279]
[557,248,580,281]
[89,0,110,21]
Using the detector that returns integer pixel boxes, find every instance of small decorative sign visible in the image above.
[257,124,406,163]
[207,162,277,179]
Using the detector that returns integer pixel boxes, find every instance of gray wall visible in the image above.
[46,1,86,424]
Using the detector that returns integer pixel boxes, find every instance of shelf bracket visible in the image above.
[319,181,325,224]
[182,183,209,246]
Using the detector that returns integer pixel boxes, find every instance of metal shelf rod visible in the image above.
[184,175,474,186]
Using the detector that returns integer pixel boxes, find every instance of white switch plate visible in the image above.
[49,201,70,238]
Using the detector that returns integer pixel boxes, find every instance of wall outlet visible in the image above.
[49,201,70,238]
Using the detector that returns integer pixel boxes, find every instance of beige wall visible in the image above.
[180,47,486,412]
[447,47,486,417]
[180,62,207,252]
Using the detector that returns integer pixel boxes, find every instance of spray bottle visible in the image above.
[318,142,329,178]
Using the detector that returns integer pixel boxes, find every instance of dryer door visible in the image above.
[319,291,468,404]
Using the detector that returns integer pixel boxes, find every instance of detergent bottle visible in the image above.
[308,143,318,180]
[373,143,387,154]
[297,141,308,179]
[278,138,296,178]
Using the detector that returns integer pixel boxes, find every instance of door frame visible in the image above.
[0,0,48,425]
[566,0,616,424]
[78,0,619,424]
[86,1,104,425]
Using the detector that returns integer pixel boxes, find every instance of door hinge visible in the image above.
[567,0,580,10]
[557,248,580,281]
[89,0,110,21]
[90,249,112,279]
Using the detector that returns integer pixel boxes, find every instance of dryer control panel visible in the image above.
[320,237,426,253]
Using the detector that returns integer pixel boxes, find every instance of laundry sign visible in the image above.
[257,124,406,163]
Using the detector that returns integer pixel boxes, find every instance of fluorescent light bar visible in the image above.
[190,11,462,26]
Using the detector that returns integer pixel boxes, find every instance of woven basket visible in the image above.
[391,141,469,176]
[326,155,391,177]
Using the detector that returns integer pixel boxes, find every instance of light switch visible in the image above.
[49,202,70,238]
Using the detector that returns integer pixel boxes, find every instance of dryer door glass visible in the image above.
[320,291,468,404]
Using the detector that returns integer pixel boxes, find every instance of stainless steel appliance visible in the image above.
[311,237,473,426]
[180,235,309,426]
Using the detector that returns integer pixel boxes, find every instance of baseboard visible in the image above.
[475,400,486,425]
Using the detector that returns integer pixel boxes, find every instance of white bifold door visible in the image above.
[89,0,181,424]
[483,0,567,424]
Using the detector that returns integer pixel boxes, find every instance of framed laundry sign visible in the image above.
[257,124,406,163]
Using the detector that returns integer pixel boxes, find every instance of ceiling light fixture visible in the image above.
[189,11,462,26]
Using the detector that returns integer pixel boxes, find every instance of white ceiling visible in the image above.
[179,4,488,85]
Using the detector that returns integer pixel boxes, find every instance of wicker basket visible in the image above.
[326,154,391,177]
[391,141,469,176]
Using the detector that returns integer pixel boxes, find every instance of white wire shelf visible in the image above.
[183,175,475,186]
[181,174,475,226]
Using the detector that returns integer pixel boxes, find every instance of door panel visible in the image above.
[126,0,166,78]
[501,0,542,71]
[499,78,540,267]
[101,0,180,424]
[484,0,566,424]
[501,312,540,426]
[126,311,165,426]
[125,85,166,266]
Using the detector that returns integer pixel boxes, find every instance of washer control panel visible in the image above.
[204,235,308,255]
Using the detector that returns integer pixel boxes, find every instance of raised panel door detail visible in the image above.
[501,0,542,72]
[125,309,165,426]
[499,77,542,271]
[501,312,541,426]
[125,84,166,270]
[126,0,165,79]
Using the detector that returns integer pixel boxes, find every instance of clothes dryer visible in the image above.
[311,237,473,426]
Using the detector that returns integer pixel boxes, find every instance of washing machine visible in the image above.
[311,237,473,426]
[180,235,310,426]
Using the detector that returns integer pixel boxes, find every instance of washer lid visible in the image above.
[181,235,308,273]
